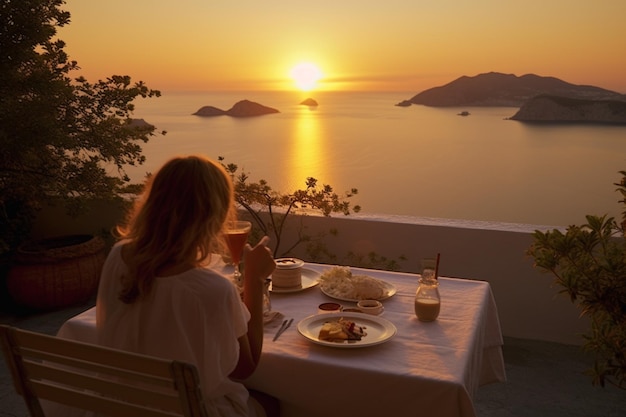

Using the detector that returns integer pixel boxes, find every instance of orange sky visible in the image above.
[60,0,626,94]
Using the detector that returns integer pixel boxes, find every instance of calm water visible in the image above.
[124,90,626,229]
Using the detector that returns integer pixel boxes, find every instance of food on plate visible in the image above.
[318,318,367,342]
[319,266,387,300]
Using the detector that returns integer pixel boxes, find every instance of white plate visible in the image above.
[320,280,397,302]
[269,269,320,293]
[297,312,397,348]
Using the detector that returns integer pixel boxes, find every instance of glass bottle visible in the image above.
[414,267,441,322]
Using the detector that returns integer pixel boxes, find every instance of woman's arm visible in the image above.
[230,237,275,379]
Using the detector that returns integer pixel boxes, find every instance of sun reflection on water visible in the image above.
[287,105,326,190]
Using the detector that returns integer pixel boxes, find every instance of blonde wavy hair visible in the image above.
[116,155,236,303]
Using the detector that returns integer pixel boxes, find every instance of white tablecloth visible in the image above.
[57,263,505,417]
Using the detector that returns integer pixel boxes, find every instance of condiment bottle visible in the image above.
[414,267,441,322]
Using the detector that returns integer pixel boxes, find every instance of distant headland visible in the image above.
[402,72,626,124]
[510,95,626,124]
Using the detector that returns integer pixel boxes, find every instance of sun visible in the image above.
[289,62,323,91]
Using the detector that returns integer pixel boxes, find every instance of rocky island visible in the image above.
[193,99,279,117]
[127,118,154,128]
[300,98,318,106]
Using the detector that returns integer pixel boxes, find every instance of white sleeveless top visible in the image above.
[96,242,251,417]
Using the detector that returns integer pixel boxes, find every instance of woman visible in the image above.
[96,155,277,417]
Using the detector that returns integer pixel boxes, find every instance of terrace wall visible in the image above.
[32,201,588,345]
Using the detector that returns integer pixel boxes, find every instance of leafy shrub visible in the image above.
[528,172,626,390]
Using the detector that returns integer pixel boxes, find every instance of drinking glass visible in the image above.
[225,221,251,288]
[263,278,272,316]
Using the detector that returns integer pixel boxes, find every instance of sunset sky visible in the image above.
[60,0,626,94]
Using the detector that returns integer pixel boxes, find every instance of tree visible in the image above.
[0,0,163,255]
[220,157,360,258]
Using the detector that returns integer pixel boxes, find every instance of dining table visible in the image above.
[56,262,506,417]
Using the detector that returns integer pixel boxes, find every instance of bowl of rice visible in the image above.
[318,266,395,301]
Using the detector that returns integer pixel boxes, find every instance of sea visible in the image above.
[123,90,626,231]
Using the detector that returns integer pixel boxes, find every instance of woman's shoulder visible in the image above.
[101,241,127,269]
[155,268,239,313]
[106,240,127,260]
[183,266,228,281]
[163,267,235,293]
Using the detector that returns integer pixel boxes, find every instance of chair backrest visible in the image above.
[0,324,209,417]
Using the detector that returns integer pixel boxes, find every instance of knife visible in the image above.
[273,318,293,342]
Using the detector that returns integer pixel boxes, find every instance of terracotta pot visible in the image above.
[7,234,105,310]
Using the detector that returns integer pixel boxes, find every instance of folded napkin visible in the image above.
[263,311,284,326]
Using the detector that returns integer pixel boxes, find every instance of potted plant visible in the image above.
[527,171,626,390]
[6,235,106,310]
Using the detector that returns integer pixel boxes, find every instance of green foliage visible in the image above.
[527,172,626,390]
[303,229,406,270]
[219,157,360,257]
[304,232,340,264]
[616,170,626,231]
[343,251,407,272]
[0,0,163,255]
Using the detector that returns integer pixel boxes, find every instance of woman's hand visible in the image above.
[242,236,276,288]
[232,236,275,380]
[241,236,275,314]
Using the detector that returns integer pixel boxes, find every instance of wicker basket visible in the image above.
[7,234,106,310]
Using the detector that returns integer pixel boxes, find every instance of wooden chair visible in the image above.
[0,324,209,417]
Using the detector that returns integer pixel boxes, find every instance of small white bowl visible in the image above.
[356,299,384,315]
[272,258,305,288]
[274,258,305,269]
